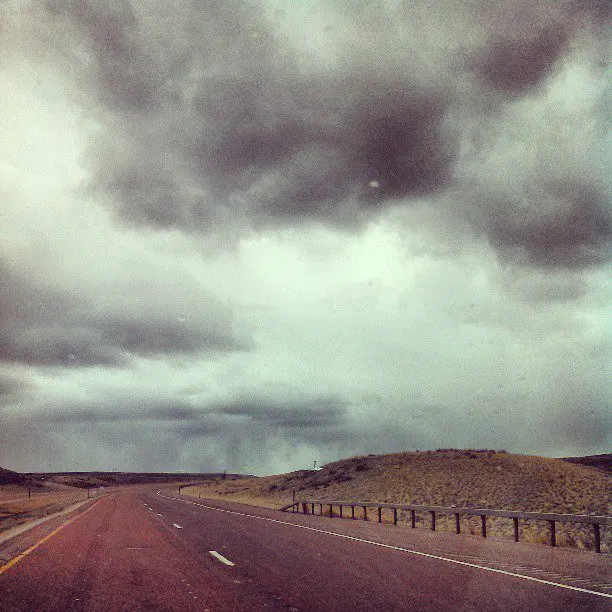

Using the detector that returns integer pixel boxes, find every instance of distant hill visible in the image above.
[26,471,244,488]
[0,466,26,485]
[561,453,612,474]
[1,469,243,533]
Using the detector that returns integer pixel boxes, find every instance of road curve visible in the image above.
[0,489,609,611]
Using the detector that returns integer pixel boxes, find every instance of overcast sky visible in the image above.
[0,0,609,474]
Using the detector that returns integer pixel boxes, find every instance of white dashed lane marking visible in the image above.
[209,550,235,566]
[158,492,611,600]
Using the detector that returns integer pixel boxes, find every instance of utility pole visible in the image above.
[313,460,317,471]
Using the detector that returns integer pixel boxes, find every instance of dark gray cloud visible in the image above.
[209,396,348,429]
[39,403,203,424]
[466,180,611,269]
[35,393,347,431]
[547,377,611,450]
[1,0,604,270]
[85,59,456,230]
[0,257,110,367]
[0,371,30,403]
[45,0,159,112]
[554,402,610,450]
[0,256,251,368]
[470,24,570,94]
[2,392,351,470]
[572,0,610,21]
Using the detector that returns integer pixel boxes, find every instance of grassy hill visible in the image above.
[183,449,611,552]
[561,453,612,474]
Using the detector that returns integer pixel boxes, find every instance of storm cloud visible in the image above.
[41,0,458,228]
[3,0,607,268]
[209,395,348,429]
[34,393,348,431]
[470,23,571,95]
[0,1,609,473]
[0,371,30,404]
[0,255,251,368]
[464,180,611,269]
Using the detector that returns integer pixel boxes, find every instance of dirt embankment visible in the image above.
[183,450,611,552]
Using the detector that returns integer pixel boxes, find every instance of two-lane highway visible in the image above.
[0,491,272,611]
[0,489,610,610]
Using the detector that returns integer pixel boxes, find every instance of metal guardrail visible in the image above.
[280,500,610,553]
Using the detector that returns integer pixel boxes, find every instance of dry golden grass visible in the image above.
[0,484,90,532]
[183,450,611,552]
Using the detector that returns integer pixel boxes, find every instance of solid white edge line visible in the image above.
[172,523,182,529]
[209,550,235,566]
[157,492,611,600]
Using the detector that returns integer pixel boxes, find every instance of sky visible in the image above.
[0,0,609,474]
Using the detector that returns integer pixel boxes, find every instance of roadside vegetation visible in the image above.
[0,470,89,532]
[182,450,611,553]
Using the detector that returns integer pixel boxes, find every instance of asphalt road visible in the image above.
[0,489,610,611]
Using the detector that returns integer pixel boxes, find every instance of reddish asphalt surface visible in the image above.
[0,489,610,611]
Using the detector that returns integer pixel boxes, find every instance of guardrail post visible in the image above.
[279,500,608,554]
[548,520,556,547]
[593,524,601,553]
[513,517,519,542]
